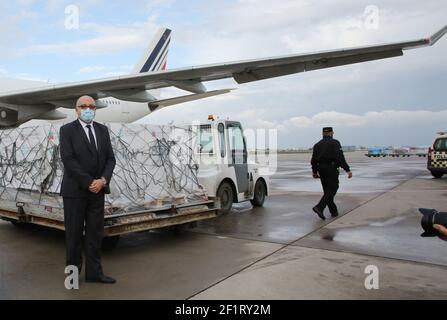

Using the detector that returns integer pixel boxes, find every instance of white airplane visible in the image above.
[0,25,446,128]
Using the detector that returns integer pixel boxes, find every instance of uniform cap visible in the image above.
[323,127,333,133]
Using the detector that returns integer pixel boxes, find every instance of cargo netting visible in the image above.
[0,123,206,215]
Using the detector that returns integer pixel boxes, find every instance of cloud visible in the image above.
[282,109,447,129]
[217,108,447,136]
[78,65,132,77]
[15,73,49,82]
[20,33,143,56]
[145,0,175,12]
[0,68,49,83]
[78,65,107,73]
[19,18,161,56]
[45,0,67,12]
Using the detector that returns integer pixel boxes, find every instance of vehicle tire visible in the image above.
[101,235,120,251]
[431,171,444,179]
[217,182,234,215]
[250,180,266,207]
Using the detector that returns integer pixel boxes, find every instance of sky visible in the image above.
[0,0,446,148]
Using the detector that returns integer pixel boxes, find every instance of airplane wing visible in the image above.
[0,25,445,107]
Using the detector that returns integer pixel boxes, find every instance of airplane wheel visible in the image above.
[217,182,233,215]
[251,180,266,207]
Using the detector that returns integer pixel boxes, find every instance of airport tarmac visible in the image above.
[0,151,446,299]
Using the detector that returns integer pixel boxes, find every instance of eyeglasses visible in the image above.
[78,105,96,110]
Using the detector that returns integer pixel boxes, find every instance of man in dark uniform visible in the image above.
[311,127,352,220]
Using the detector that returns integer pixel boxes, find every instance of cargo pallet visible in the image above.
[0,197,220,249]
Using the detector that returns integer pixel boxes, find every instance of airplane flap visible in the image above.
[148,89,234,112]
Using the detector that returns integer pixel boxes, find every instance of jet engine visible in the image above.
[0,106,19,128]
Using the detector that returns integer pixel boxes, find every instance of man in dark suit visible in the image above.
[60,95,116,284]
[311,127,352,221]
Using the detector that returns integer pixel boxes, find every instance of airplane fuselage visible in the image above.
[57,98,151,124]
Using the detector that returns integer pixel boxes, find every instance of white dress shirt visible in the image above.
[78,119,98,149]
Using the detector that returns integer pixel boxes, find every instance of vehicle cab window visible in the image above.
[434,138,447,151]
[199,124,214,154]
[228,125,244,151]
[227,123,247,165]
[218,123,225,158]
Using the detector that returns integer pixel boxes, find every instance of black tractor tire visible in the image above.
[431,171,444,179]
[250,180,266,207]
[217,182,234,215]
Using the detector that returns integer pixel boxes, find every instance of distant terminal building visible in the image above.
[342,146,356,152]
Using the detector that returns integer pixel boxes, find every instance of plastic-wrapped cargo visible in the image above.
[0,123,205,216]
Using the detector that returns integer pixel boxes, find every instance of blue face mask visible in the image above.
[80,109,95,123]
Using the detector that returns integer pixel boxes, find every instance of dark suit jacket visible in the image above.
[60,120,116,198]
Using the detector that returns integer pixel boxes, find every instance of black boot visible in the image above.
[312,206,326,221]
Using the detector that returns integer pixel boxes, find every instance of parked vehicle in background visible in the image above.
[366,146,428,158]
[428,132,447,178]
[366,147,384,157]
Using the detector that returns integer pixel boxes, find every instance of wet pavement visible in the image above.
[190,192,373,244]
[0,226,280,299]
[192,246,447,300]
[294,176,447,266]
[1,152,446,299]
[271,153,427,193]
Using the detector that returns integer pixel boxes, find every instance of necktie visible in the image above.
[86,125,97,151]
